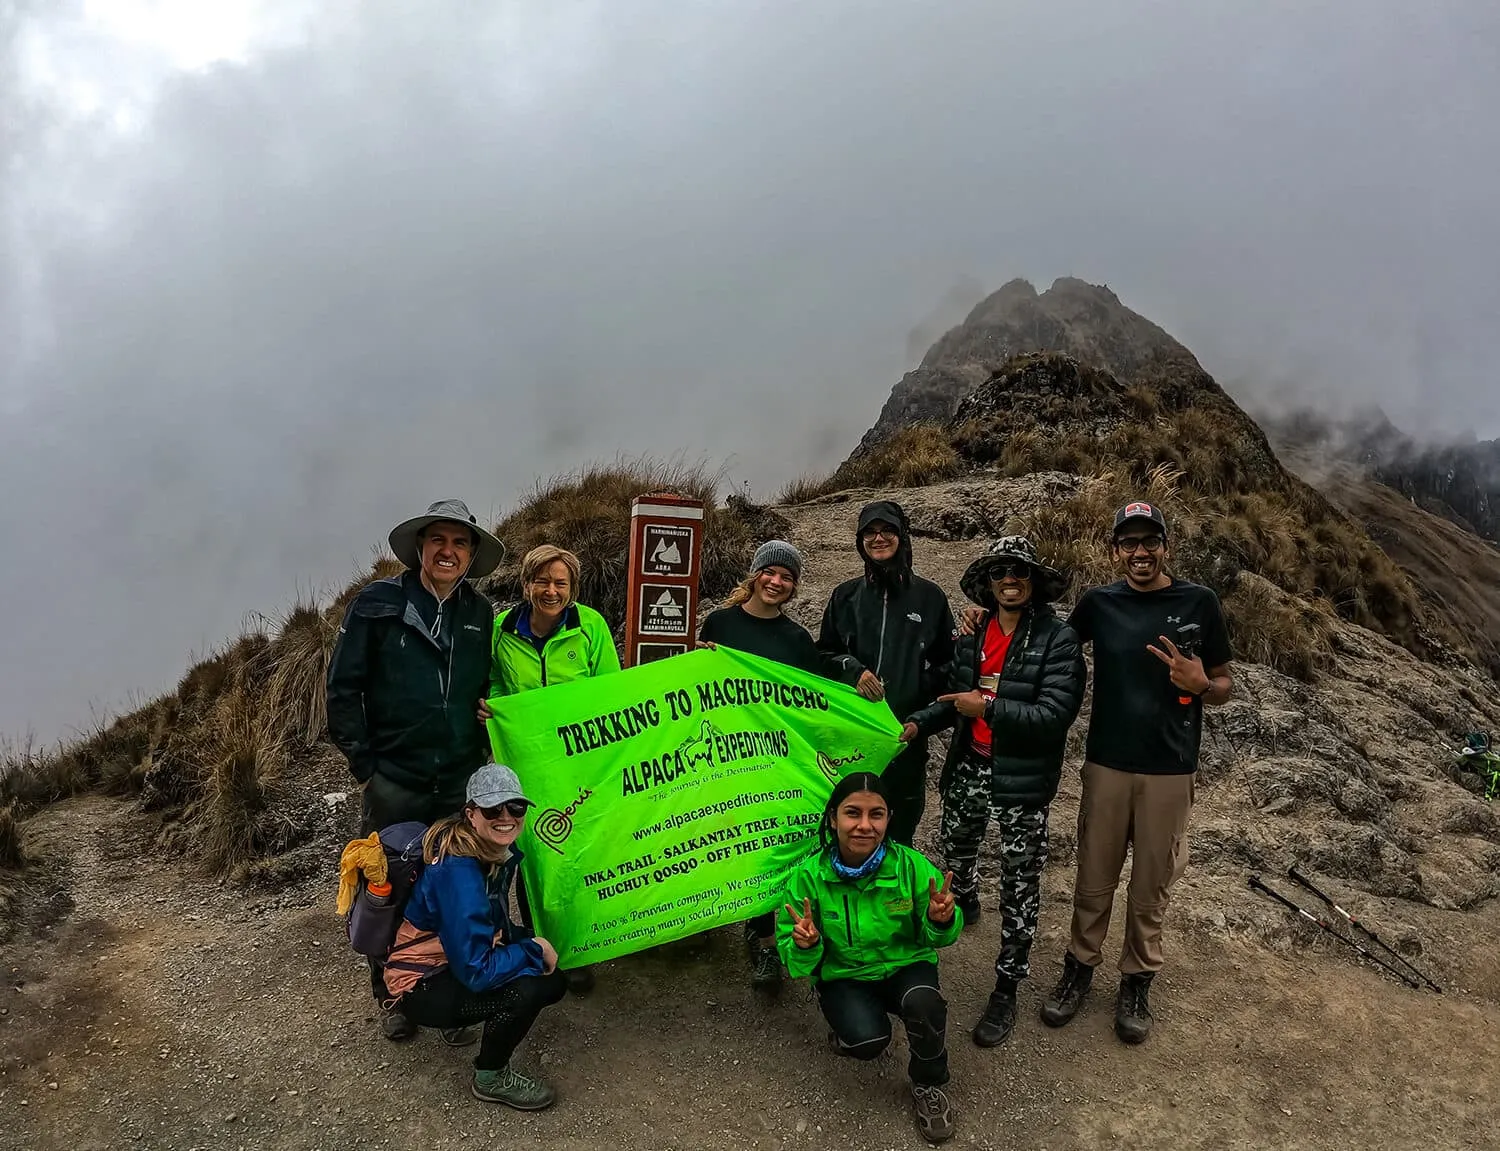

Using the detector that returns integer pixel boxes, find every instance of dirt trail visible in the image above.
[4,794,1497,1151]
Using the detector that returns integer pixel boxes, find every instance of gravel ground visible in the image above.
[4,793,1500,1151]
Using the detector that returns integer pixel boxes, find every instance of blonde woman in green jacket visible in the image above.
[484,544,620,696]
[478,543,620,993]
[778,771,962,1144]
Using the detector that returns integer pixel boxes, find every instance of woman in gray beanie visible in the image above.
[698,538,827,991]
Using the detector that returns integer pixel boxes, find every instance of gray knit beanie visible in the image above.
[751,539,803,581]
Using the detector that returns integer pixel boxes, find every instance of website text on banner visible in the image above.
[485,646,903,967]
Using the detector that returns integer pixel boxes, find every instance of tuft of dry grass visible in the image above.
[482,456,758,624]
[778,471,841,505]
[263,599,340,747]
[167,684,293,874]
[1221,571,1338,681]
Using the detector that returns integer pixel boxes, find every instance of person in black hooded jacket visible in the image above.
[818,500,957,846]
[906,536,1085,1049]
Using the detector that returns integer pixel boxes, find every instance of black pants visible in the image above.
[817,961,948,1086]
[360,772,466,835]
[360,772,466,1000]
[883,739,930,847]
[399,969,567,1070]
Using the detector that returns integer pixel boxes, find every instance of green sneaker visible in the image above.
[471,1064,557,1111]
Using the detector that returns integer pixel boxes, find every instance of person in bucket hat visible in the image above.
[328,500,505,1042]
[905,535,1085,1049]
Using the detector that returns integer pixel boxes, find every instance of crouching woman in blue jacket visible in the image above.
[383,764,565,1109]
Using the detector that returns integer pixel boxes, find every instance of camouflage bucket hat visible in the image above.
[959,535,1068,607]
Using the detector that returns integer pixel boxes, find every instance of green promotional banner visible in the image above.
[485,646,903,967]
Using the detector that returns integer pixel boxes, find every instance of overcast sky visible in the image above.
[2,0,1496,742]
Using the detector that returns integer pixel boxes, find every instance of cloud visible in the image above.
[3,0,1497,738]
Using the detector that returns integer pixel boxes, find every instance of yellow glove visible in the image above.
[336,833,389,916]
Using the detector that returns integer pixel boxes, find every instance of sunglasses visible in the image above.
[1115,535,1165,554]
[475,800,530,819]
[987,562,1033,580]
[860,527,899,541]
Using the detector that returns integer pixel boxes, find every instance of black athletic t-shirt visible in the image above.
[698,606,826,677]
[1067,579,1232,775]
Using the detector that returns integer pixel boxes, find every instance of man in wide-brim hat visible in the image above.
[327,499,505,1042]
[905,535,1086,1050]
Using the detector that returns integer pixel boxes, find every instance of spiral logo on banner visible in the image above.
[531,788,594,855]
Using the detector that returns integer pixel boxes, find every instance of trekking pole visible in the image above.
[1288,866,1442,993]
[1248,876,1422,990]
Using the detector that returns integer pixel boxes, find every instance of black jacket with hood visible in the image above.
[909,602,1085,809]
[326,570,494,798]
[816,500,957,725]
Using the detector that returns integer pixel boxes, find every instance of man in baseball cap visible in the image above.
[327,499,506,1042]
[1040,499,1233,1046]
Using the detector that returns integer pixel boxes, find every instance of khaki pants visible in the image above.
[1068,761,1194,975]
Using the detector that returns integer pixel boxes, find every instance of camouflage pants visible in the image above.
[939,749,1050,984]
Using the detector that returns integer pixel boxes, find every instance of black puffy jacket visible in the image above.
[909,605,1085,809]
[326,571,494,799]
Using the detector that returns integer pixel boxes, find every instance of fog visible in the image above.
[3,0,1496,740]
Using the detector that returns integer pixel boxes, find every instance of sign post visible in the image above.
[623,491,705,667]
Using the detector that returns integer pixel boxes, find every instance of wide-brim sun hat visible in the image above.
[389,499,506,581]
[960,535,1068,607]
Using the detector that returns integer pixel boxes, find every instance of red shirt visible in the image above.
[969,617,1013,756]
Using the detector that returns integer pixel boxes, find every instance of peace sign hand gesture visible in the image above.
[1145,635,1210,696]
[926,871,956,925]
[783,897,820,949]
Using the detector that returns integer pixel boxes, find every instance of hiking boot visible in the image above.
[956,892,982,927]
[911,1083,955,1143]
[440,1026,480,1047]
[971,979,1017,1048]
[564,965,596,995]
[380,1003,417,1042]
[750,944,783,991]
[471,1064,556,1110]
[1039,953,1093,1028]
[1114,972,1154,1045]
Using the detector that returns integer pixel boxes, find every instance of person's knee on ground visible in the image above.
[898,983,948,1058]
[831,1017,893,1061]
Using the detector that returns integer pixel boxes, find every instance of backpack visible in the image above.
[346,821,429,958]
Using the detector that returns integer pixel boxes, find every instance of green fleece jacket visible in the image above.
[489,602,621,696]
[776,842,963,982]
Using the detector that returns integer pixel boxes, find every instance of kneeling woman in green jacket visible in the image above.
[778,772,962,1145]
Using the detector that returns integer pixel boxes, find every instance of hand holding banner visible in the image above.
[485,646,903,967]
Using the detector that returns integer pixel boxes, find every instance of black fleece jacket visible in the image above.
[326,571,494,796]
[816,500,956,723]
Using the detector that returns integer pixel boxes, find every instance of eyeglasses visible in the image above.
[1115,535,1165,554]
[861,528,899,541]
[987,562,1033,581]
[476,800,530,819]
